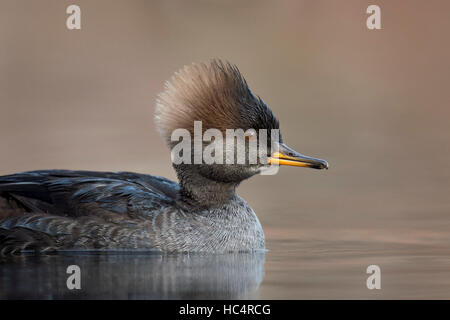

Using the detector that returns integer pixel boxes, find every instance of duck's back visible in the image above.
[0,170,180,253]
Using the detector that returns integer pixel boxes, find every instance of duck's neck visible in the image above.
[175,165,239,208]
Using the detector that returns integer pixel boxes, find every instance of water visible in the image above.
[2,235,450,299]
[0,251,265,299]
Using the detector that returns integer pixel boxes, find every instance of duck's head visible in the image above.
[155,60,328,201]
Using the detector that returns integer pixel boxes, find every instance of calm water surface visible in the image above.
[2,234,450,299]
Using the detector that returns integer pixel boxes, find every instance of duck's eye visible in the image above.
[244,129,257,141]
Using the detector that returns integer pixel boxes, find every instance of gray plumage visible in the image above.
[0,170,264,254]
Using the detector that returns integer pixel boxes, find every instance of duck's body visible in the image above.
[0,170,264,253]
[0,60,327,254]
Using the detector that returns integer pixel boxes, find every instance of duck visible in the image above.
[0,59,328,255]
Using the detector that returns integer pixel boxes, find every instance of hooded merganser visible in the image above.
[0,60,328,254]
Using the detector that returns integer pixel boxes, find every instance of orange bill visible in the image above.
[268,143,329,170]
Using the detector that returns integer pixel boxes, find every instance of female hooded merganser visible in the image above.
[0,60,328,254]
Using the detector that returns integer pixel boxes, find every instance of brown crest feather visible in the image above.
[155,59,258,145]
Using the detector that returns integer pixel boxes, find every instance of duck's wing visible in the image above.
[0,170,181,253]
[0,170,180,220]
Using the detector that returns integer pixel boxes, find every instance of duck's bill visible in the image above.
[268,143,329,170]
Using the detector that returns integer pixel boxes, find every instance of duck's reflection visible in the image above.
[0,251,265,299]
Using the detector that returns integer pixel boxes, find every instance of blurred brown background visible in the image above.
[1,0,450,298]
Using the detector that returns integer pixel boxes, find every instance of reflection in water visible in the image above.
[0,251,265,299]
